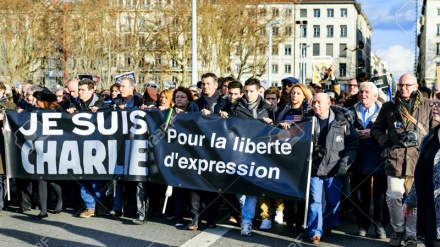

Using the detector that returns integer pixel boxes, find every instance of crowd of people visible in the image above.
[0,71,438,247]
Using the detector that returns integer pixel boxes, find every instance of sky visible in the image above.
[357,0,422,79]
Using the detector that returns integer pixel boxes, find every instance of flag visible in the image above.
[386,84,392,101]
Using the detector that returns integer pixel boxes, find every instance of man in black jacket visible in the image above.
[226,78,273,236]
[76,79,108,111]
[306,93,359,245]
[194,73,227,115]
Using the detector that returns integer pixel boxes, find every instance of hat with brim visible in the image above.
[33,88,57,103]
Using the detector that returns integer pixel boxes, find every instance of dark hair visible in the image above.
[264,86,280,99]
[78,79,95,90]
[172,86,194,103]
[419,86,432,99]
[435,92,440,100]
[356,72,370,83]
[228,81,243,92]
[244,77,260,89]
[110,83,121,92]
[201,73,217,83]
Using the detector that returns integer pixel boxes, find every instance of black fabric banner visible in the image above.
[4,109,312,200]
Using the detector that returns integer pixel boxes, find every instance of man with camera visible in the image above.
[372,73,432,247]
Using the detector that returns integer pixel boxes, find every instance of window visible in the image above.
[273,27,279,36]
[327,25,333,37]
[300,43,307,56]
[326,43,333,56]
[339,63,347,77]
[313,43,320,56]
[327,9,334,18]
[341,25,347,37]
[437,24,440,36]
[314,9,320,18]
[285,64,292,74]
[438,8,440,16]
[285,26,292,36]
[273,8,279,17]
[272,64,278,73]
[125,55,132,66]
[313,25,320,37]
[284,8,292,17]
[236,46,242,55]
[437,43,440,55]
[285,44,292,55]
[340,43,347,57]
[260,8,266,17]
[236,64,242,72]
[300,24,307,38]
[300,9,307,18]
[272,45,278,55]
[341,8,348,17]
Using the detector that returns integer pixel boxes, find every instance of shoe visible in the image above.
[403,236,417,247]
[188,225,198,230]
[259,218,272,230]
[310,234,321,245]
[375,225,386,239]
[133,218,145,225]
[357,227,367,237]
[274,210,284,224]
[389,231,403,246]
[207,223,216,228]
[228,216,238,224]
[51,209,62,214]
[166,215,175,220]
[34,213,48,220]
[241,223,252,236]
[175,221,185,227]
[79,209,95,218]
[110,210,122,217]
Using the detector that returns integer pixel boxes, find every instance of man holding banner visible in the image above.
[305,93,359,245]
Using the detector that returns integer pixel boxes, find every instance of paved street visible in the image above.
[0,207,425,247]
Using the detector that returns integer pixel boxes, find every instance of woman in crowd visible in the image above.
[275,83,310,128]
[172,86,196,113]
[274,83,310,231]
[109,83,121,100]
[32,88,63,220]
[158,89,174,111]
[169,86,196,227]
[404,92,440,247]
[141,87,159,109]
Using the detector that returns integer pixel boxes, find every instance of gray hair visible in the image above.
[27,85,43,93]
[359,82,378,98]
[189,84,201,94]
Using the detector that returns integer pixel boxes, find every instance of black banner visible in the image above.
[5,109,313,199]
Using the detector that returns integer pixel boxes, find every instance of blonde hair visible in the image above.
[160,89,175,108]
[290,84,311,102]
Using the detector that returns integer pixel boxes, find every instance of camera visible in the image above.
[398,130,418,148]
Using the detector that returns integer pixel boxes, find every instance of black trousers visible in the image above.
[352,174,389,229]
[190,190,220,226]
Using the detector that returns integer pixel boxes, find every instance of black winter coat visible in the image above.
[304,105,359,177]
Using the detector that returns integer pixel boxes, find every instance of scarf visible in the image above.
[200,91,220,112]
[247,97,261,119]
[396,90,422,125]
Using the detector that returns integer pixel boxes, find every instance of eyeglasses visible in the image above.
[430,102,440,108]
[347,84,358,87]
[397,83,417,89]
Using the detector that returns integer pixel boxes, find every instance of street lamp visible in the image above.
[301,45,310,84]
[268,20,279,87]
[296,20,308,84]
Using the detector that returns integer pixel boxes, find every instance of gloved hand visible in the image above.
[381,141,398,158]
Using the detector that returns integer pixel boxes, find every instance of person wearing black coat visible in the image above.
[348,82,388,239]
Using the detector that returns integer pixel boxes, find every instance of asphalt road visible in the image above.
[0,207,425,247]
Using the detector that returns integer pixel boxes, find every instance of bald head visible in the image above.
[312,93,331,118]
[67,78,79,99]
[398,74,418,100]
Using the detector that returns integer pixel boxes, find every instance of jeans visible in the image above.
[308,176,342,238]
[242,195,257,225]
[80,181,104,209]
[386,176,417,238]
